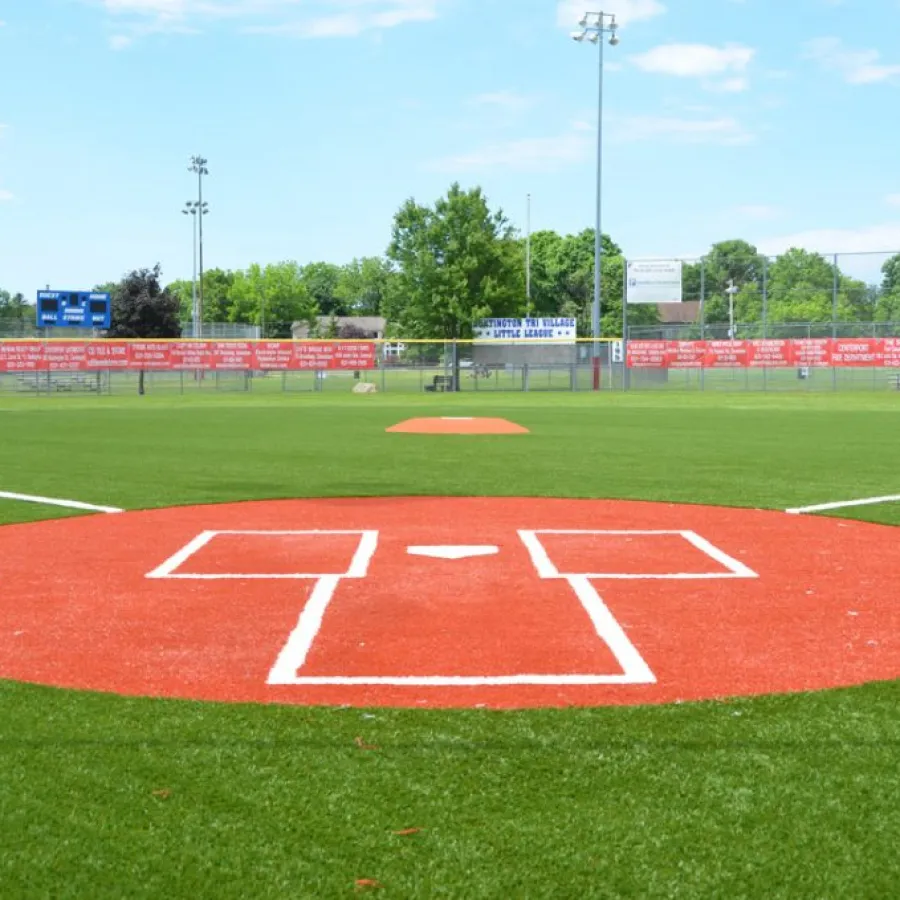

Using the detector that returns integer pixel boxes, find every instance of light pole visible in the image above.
[182,201,208,337]
[726,278,739,340]
[189,156,209,332]
[572,11,618,389]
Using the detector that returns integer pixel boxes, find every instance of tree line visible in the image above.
[2,182,899,339]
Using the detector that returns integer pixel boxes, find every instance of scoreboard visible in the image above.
[36,291,111,330]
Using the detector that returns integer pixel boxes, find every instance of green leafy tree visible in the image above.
[0,290,33,333]
[227,262,317,337]
[765,248,868,325]
[528,229,657,336]
[694,240,767,326]
[106,265,181,394]
[384,183,524,339]
[335,257,395,316]
[166,268,236,325]
[301,262,345,317]
[876,254,900,323]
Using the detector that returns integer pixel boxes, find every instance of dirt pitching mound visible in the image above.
[386,417,529,434]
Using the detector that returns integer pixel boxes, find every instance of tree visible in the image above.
[301,262,345,317]
[106,265,181,394]
[227,262,317,338]
[693,240,767,327]
[526,229,657,336]
[0,290,32,334]
[876,253,900,322]
[765,248,868,326]
[385,183,525,340]
[335,257,395,316]
[166,268,236,326]
[883,253,900,294]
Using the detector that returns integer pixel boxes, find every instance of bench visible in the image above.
[424,375,455,393]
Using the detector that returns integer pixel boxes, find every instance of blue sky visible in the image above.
[1,0,900,297]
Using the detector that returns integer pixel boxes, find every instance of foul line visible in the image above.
[786,494,900,515]
[0,490,123,514]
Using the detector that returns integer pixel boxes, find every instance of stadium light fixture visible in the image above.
[188,156,210,331]
[571,11,619,389]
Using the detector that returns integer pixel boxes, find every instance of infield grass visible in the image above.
[0,390,898,898]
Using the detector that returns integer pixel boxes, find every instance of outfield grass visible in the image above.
[0,391,898,898]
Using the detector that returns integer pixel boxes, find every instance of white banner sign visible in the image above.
[626,260,683,304]
[473,318,577,341]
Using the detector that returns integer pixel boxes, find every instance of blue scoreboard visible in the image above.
[36,291,112,330]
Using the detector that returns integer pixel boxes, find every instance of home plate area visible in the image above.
[0,497,897,709]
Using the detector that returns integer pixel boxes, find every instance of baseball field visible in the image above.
[0,390,898,898]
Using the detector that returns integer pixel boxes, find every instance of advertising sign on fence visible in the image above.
[626,260,683,305]
[747,340,793,368]
[627,338,900,369]
[473,318,577,340]
[0,341,378,372]
[830,338,884,367]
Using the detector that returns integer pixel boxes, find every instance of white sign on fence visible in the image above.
[473,318,577,341]
[626,260,683,304]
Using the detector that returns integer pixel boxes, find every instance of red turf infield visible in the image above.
[0,497,897,709]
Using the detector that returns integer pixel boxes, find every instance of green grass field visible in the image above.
[1,391,898,898]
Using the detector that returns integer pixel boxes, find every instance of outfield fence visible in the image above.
[1,334,899,395]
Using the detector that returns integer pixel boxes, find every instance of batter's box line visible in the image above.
[517,530,759,580]
[268,574,656,688]
[145,530,379,580]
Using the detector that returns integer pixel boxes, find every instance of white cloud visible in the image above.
[803,38,900,84]
[470,91,536,113]
[96,0,441,40]
[630,43,755,77]
[886,194,900,208]
[556,0,665,28]
[0,189,14,202]
[757,224,900,257]
[611,114,754,145]
[735,204,782,220]
[109,34,133,49]
[428,110,755,173]
[426,131,592,174]
[706,76,749,93]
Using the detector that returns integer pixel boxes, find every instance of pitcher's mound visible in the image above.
[387,417,529,435]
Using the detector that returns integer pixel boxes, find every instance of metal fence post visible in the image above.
[622,257,629,391]
[762,256,769,339]
[832,253,839,338]
[699,258,706,392]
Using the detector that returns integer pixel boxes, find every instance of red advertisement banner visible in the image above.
[0,341,46,372]
[627,338,899,369]
[747,340,793,368]
[668,341,706,368]
[791,339,832,368]
[0,341,379,372]
[884,338,900,368]
[829,338,884,367]
[626,341,668,369]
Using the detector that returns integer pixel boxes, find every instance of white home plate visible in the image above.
[407,545,500,560]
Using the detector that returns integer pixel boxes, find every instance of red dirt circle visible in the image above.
[0,497,897,709]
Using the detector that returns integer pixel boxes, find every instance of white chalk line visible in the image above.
[786,494,900,515]
[0,490,123,514]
